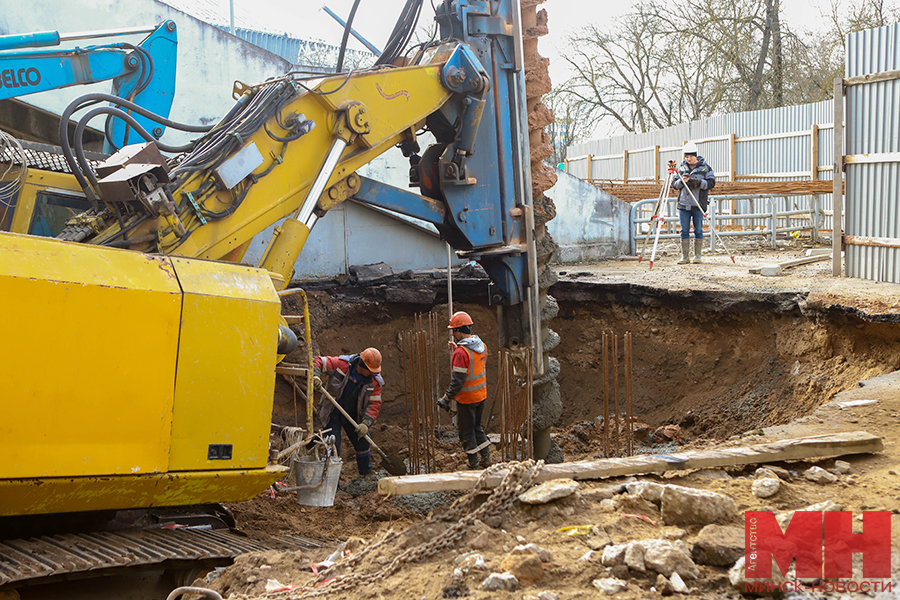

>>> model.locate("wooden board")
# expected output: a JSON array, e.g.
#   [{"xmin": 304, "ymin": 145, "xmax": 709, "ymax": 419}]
[
  {"xmin": 275, "ymin": 364, "xmax": 308, "ymax": 377},
  {"xmin": 377, "ymin": 431, "xmax": 882, "ymax": 496},
  {"xmin": 749, "ymin": 253, "xmax": 831, "ymax": 274}
]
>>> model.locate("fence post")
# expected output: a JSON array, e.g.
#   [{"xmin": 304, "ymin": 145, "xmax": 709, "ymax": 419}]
[
  {"xmin": 586, "ymin": 154, "xmax": 593, "ymax": 180},
  {"xmin": 811, "ymin": 195, "xmax": 820, "ymax": 242},
  {"xmin": 810, "ymin": 124, "xmax": 819, "ymax": 181},
  {"xmin": 770, "ymin": 195, "xmax": 778, "ymax": 249},
  {"xmin": 832, "ymin": 78, "xmax": 844, "ymax": 276},
  {"xmin": 654, "ymin": 145, "xmax": 660, "ymax": 183},
  {"xmin": 708, "ymin": 200, "xmax": 716, "ymax": 251}
]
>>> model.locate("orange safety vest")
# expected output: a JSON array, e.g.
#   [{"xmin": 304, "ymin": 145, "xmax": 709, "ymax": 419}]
[{"xmin": 455, "ymin": 346, "xmax": 487, "ymax": 404}]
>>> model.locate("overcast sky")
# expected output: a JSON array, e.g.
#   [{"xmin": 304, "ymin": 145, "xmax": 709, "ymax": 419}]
[{"xmin": 191, "ymin": 0, "xmax": 856, "ymax": 85}]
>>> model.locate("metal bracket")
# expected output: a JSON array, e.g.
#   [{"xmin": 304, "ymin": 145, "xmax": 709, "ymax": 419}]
[{"xmin": 184, "ymin": 191, "xmax": 207, "ymax": 226}]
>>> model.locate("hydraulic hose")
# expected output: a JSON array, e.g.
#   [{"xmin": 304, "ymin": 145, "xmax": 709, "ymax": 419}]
[
  {"xmin": 336, "ymin": 0, "xmax": 362, "ymax": 73},
  {"xmin": 59, "ymin": 93, "xmax": 213, "ymax": 201},
  {"xmin": 73, "ymin": 106, "xmax": 195, "ymax": 197}
]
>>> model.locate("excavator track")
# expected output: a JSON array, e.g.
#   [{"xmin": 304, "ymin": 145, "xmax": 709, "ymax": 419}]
[{"xmin": 0, "ymin": 528, "xmax": 273, "ymax": 589}]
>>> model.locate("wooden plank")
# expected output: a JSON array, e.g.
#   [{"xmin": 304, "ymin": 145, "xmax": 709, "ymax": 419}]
[
  {"xmin": 283, "ymin": 315, "xmax": 304, "ymax": 325},
  {"xmin": 844, "ymin": 234, "xmax": 900, "ymax": 248},
  {"xmin": 729, "ymin": 133, "xmax": 736, "ymax": 186},
  {"xmin": 810, "ymin": 124, "xmax": 819, "ymax": 181},
  {"xmin": 377, "ymin": 431, "xmax": 882, "ymax": 496},
  {"xmin": 844, "ymin": 152, "xmax": 900, "ymax": 165},
  {"xmin": 844, "ymin": 68, "xmax": 900, "ymax": 86},
  {"xmin": 654, "ymin": 146, "xmax": 660, "ymax": 184},
  {"xmin": 592, "ymin": 180, "xmax": 840, "ymax": 202},
  {"xmin": 275, "ymin": 365, "xmax": 308, "ymax": 377},
  {"xmin": 748, "ymin": 253, "xmax": 832, "ymax": 274}
]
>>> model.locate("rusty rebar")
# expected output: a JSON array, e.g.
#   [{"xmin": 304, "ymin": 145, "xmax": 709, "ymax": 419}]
[
  {"xmin": 401, "ymin": 312, "xmax": 449, "ymax": 474},
  {"xmin": 625, "ymin": 331, "xmax": 633, "ymax": 456},
  {"xmin": 495, "ymin": 348, "xmax": 533, "ymax": 461},
  {"xmin": 602, "ymin": 331, "xmax": 609, "ymax": 458},
  {"xmin": 613, "ymin": 332, "xmax": 620, "ymax": 458},
  {"xmin": 525, "ymin": 347, "xmax": 534, "ymax": 460}
]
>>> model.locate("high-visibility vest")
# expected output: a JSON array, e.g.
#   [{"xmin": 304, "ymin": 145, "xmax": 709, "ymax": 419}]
[{"xmin": 455, "ymin": 346, "xmax": 487, "ymax": 404}]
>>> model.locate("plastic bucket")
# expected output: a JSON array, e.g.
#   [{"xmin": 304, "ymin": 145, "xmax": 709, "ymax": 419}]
[{"xmin": 293, "ymin": 456, "xmax": 342, "ymax": 507}]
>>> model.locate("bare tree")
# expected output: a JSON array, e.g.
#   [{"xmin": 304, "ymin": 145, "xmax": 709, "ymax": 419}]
[
  {"xmin": 653, "ymin": 0, "xmax": 791, "ymax": 111},
  {"xmin": 558, "ymin": 8, "xmax": 719, "ymax": 133},
  {"xmin": 556, "ymin": 0, "xmax": 900, "ymax": 136},
  {"xmin": 543, "ymin": 89, "xmax": 594, "ymax": 165}
]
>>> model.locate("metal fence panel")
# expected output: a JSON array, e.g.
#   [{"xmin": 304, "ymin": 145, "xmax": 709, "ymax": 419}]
[
  {"xmin": 845, "ymin": 24, "xmax": 900, "ymax": 283},
  {"xmin": 567, "ymin": 101, "xmax": 837, "ymax": 242}
]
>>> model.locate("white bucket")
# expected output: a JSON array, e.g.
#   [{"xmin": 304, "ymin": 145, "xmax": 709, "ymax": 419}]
[{"xmin": 293, "ymin": 456, "xmax": 342, "ymax": 507}]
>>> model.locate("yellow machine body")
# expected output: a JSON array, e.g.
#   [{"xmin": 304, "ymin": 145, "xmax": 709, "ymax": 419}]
[
  {"xmin": 0, "ymin": 232, "xmax": 286, "ymax": 516},
  {"xmin": 1, "ymin": 168, "xmax": 92, "ymax": 236}
]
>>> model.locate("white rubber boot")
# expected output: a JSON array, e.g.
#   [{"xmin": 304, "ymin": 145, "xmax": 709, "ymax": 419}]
[
  {"xmin": 677, "ymin": 240, "xmax": 691, "ymax": 264},
  {"xmin": 692, "ymin": 239, "xmax": 703, "ymax": 263}
]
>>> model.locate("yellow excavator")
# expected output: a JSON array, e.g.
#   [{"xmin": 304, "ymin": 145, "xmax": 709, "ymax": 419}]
[{"xmin": 0, "ymin": 0, "xmax": 547, "ymax": 589}]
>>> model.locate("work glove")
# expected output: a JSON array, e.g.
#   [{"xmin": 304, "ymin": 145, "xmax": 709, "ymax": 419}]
[
  {"xmin": 356, "ymin": 416, "xmax": 374, "ymax": 437},
  {"xmin": 687, "ymin": 177, "xmax": 701, "ymax": 189},
  {"xmin": 437, "ymin": 394, "xmax": 457, "ymax": 416},
  {"xmin": 312, "ymin": 370, "xmax": 323, "ymax": 389}
]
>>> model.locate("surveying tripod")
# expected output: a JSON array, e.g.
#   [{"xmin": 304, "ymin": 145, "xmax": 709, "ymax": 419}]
[
  {"xmin": 638, "ymin": 160, "xmax": 735, "ymax": 267},
  {"xmin": 637, "ymin": 160, "xmax": 677, "ymax": 269}
]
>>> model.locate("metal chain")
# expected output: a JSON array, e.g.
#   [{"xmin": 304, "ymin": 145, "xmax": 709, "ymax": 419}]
[{"xmin": 280, "ymin": 459, "xmax": 544, "ymax": 599}]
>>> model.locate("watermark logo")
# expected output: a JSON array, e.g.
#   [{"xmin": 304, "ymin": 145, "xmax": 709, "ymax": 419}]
[
  {"xmin": 0, "ymin": 68, "xmax": 41, "ymax": 89},
  {"xmin": 745, "ymin": 510, "xmax": 892, "ymax": 593}
]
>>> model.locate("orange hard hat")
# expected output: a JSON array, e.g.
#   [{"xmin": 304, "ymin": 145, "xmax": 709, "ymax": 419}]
[
  {"xmin": 448, "ymin": 311, "xmax": 474, "ymax": 329},
  {"xmin": 360, "ymin": 347, "xmax": 382, "ymax": 373}
]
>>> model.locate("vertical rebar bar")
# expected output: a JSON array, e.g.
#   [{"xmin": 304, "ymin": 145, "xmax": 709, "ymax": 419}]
[
  {"xmin": 400, "ymin": 311, "xmax": 451, "ymax": 475},
  {"xmin": 602, "ymin": 331, "xmax": 609, "ymax": 458},
  {"xmin": 625, "ymin": 331, "xmax": 633, "ymax": 456},
  {"xmin": 500, "ymin": 351, "xmax": 508, "ymax": 460},
  {"xmin": 410, "ymin": 328, "xmax": 420, "ymax": 474},
  {"xmin": 613, "ymin": 332, "xmax": 620, "ymax": 458},
  {"xmin": 526, "ymin": 347, "xmax": 534, "ymax": 460},
  {"xmin": 401, "ymin": 333, "xmax": 411, "ymax": 473}
]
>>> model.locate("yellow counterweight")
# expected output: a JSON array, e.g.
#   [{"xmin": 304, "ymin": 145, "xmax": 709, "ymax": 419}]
[{"xmin": 0, "ymin": 231, "xmax": 287, "ymax": 516}]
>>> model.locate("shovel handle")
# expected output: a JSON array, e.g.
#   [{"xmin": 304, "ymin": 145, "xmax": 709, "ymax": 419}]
[{"xmin": 318, "ymin": 387, "xmax": 389, "ymax": 460}]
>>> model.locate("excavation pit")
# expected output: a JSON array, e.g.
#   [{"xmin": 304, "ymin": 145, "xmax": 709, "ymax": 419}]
[
  {"xmin": 220, "ymin": 253, "xmax": 900, "ymax": 598},
  {"xmin": 274, "ymin": 258, "xmax": 900, "ymax": 468}
]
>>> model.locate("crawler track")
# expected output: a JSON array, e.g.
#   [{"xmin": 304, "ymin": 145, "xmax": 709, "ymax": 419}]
[{"xmin": 0, "ymin": 528, "xmax": 272, "ymax": 589}]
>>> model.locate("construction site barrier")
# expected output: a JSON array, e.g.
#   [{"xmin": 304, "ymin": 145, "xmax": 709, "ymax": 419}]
[{"xmin": 630, "ymin": 193, "xmax": 825, "ymax": 255}]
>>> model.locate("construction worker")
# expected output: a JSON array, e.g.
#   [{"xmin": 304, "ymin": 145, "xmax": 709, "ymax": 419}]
[
  {"xmin": 313, "ymin": 348, "xmax": 383, "ymax": 476},
  {"xmin": 672, "ymin": 141, "xmax": 716, "ymax": 264},
  {"xmin": 437, "ymin": 311, "xmax": 491, "ymax": 469}
]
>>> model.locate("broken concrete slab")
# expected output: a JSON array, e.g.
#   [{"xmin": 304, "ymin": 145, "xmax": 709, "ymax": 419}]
[
  {"xmin": 692, "ymin": 524, "xmax": 745, "ymax": 566},
  {"xmin": 378, "ymin": 432, "xmax": 882, "ymax": 495},
  {"xmin": 660, "ymin": 485, "xmax": 738, "ymax": 526},
  {"xmin": 518, "ymin": 478, "xmax": 579, "ymax": 504},
  {"xmin": 349, "ymin": 262, "xmax": 393, "ymax": 284}
]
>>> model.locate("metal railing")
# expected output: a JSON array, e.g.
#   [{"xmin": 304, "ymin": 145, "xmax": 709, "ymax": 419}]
[{"xmin": 630, "ymin": 193, "xmax": 824, "ymax": 254}]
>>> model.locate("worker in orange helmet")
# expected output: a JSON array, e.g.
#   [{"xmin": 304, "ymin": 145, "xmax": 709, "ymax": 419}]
[
  {"xmin": 438, "ymin": 311, "xmax": 491, "ymax": 469},
  {"xmin": 313, "ymin": 347, "xmax": 383, "ymax": 476}
]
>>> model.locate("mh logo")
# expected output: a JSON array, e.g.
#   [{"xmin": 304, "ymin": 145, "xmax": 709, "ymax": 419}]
[{"xmin": 745, "ymin": 511, "xmax": 891, "ymax": 579}]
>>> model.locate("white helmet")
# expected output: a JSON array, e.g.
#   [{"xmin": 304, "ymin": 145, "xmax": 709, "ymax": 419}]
[{"xmin": 683, "ymin": 141, "xmax": 698, "ymax": 155}]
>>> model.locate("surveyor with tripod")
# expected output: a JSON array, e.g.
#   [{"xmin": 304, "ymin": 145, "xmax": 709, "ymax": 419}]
[{"xmin": 672, "ymin": 142, "xmax": 716, "ymax": 264}]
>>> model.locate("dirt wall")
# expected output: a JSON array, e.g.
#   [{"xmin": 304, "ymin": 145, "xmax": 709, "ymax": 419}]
[{"xmin": 276, "ymin": 282, "xmax": 900, "ymax": 452}]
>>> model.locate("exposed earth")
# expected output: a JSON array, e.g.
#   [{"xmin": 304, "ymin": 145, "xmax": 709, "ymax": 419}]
[{"xmin": 193, "ymin": 237, "xmax": 900, "ymax": 600}]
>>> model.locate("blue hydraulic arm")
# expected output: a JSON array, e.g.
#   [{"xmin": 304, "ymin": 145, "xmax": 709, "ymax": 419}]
[
  {"xmin": 352, "ymin": 0, "xmax": 541, "ymax": 369},
  {"xmin": 0, "ymin": 21, "xmax": 178, "ymax": 150}
]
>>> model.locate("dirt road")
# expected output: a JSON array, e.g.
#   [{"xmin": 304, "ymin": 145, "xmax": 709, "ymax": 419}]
[{"xmin": 194, "ymin": 238, "xmax": 900, "ymax": 599}]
